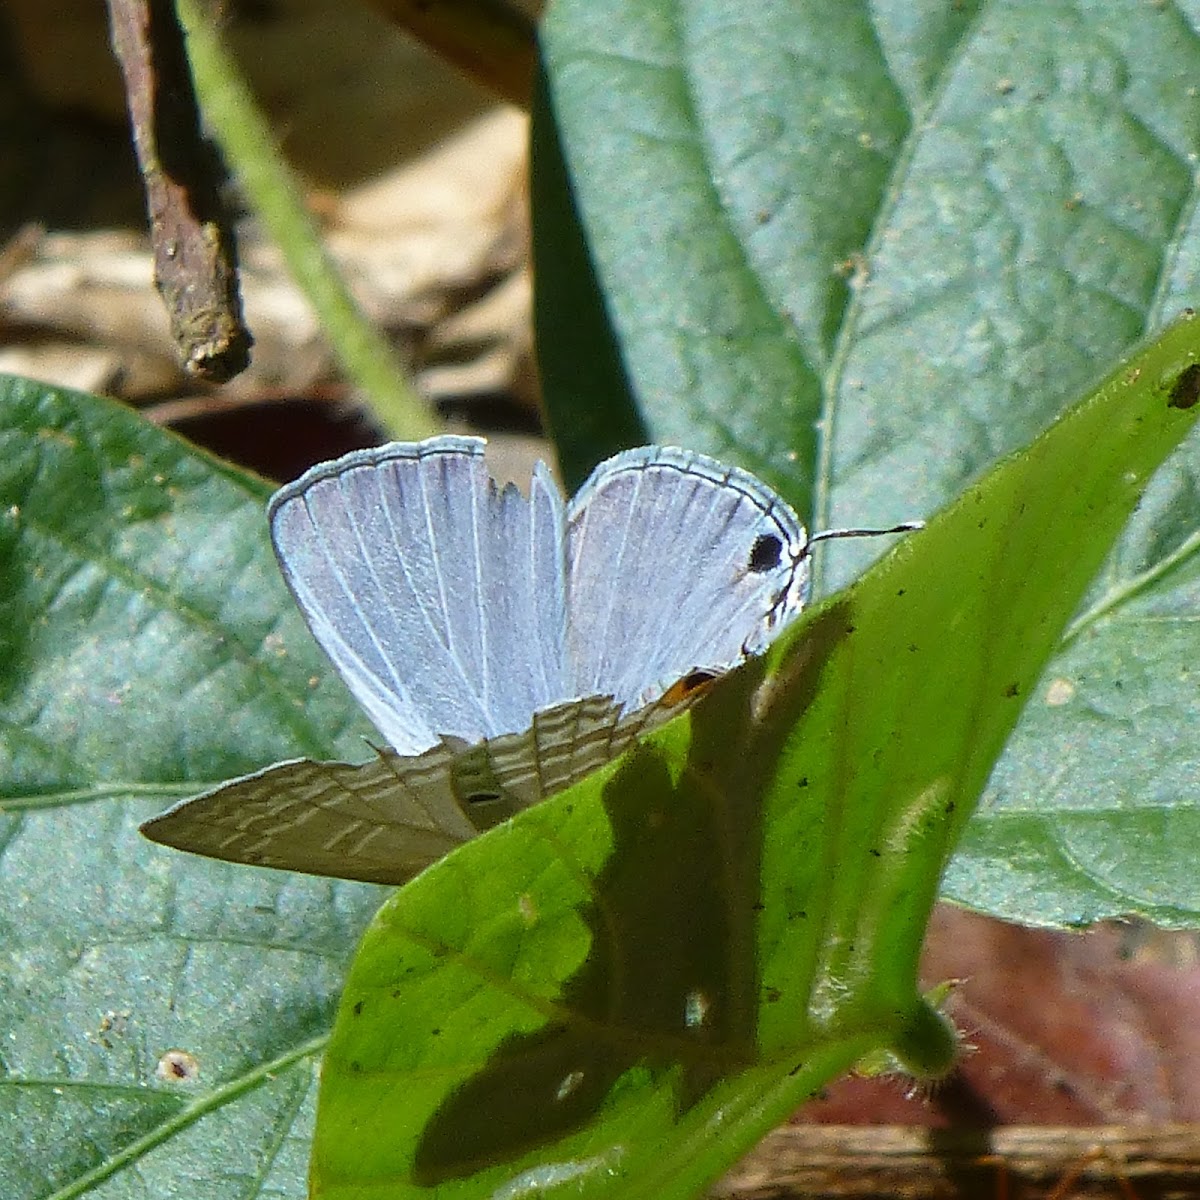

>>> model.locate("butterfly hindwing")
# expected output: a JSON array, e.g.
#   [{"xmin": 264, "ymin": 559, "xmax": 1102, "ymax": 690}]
[
  {"xmin": 140, "ymin": 694, "xmax": 693, "ymax": 884},
  {"xmin": 140, "ymin": 752, "xmax": 479, "ymax": 885},
  {"xmin": 566, "ymin": 446, "xmax": 810, "ymax": 710}
]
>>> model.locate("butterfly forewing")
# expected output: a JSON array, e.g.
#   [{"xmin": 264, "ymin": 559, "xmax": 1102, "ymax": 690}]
[
  {"xmin": 269, "ymin": 438, "xmax": 570, "ymax": 753},
  {"xmin": 566, "ymin": 447, "xmax": 810, "ymax": 710}
]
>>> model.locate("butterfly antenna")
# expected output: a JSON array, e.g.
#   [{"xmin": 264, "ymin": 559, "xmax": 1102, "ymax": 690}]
[{"xmin": 808, "ymin": 520, "xmax": 924, "ymax": 547}]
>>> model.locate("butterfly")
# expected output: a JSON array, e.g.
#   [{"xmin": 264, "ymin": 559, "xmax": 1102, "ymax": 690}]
[{"xmin": 141, "ymin": 436, "xmax": 916, "ymax": 884}]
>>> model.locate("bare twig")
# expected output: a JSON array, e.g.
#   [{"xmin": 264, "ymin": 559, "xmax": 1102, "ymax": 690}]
[
  {"xmin": 0, "ymin": 223, "xmax": 43, "ymax": 286},
  {"xmin": 106, "ymin": 0, "xmax": 252, "ymax": 382}
]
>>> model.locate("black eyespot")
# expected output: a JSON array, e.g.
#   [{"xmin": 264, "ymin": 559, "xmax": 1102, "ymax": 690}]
[{"xmin": 748, "ymin": 533, "xmax": 782, "ymax": 573}]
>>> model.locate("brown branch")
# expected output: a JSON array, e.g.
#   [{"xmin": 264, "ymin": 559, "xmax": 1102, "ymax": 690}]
[
  {"xmin": 363, "ymin": 0, "xmax": 538, "ymax": 109},
  {"xmin": 106, "ymin": 0, "xmax": 252, "ymax": 382},
  {"xmin": 714, "ymin": 1124, "xmax": 1200, "ymax": 1200}
]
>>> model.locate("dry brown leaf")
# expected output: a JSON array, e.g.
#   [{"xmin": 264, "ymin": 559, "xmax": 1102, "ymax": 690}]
[
  {"xmin": 0, "ymin": 110, "xmax": 532, "ymax": 424},
  {"xmin": 800, "ymin": 906, "xmax": 1200, "ymax": 1128}
]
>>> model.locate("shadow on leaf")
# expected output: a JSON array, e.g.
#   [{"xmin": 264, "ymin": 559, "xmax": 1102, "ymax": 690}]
[{"xmin": 414, "ymin": 602, "xmax": 853, "ymax": 1182}]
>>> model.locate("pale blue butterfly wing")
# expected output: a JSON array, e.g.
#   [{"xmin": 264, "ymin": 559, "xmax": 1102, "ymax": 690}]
[
  {"xmin": 142, "ymin": 437, "xmax": 810, "ymax": 883},
  {"xmin": 268, "ymin": 437, "xmax": 569, "ymax": 753},
  {"xmin": 566, "ymin": 446, "xmax": 809, "ymax": 710}
]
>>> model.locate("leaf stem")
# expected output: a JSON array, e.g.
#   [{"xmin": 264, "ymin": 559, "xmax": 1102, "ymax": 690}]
[
  {"xmin": 38, "ymin": 1035, "xmax": 328, "ymax": 1200},
  {"xmin": 1063, "ymin": 526, "xmax": 1200, "ymax": 644}
]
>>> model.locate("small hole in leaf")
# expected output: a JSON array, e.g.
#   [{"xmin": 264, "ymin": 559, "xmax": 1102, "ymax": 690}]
[{"xmin": 156, "ymin": 1049, "xmax": 200, "ymax": 1084}]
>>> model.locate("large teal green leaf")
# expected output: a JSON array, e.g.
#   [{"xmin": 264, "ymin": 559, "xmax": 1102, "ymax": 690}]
[
  {"xmin": 0, "ymin": 375, "xmax": 383, "ymax": 1200},
  {"xmin": 534, "ymin": 0, "xmax": 1200, "ymax": 927},
  {"xmin": 537, "ymin": 0, "xmax": 1200, "ymax": 522},
  {"xmin": 530, "ymin": 66, "xmax": 647, "ymax": 491},
  {"xmin": 311, "ymin": 319, "xmax": 1200, "ymax": 1199}
]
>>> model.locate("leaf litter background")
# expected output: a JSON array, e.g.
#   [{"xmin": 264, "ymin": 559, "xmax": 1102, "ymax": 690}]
[{"xmin": 2, "ymin": 0, "xmax": 1200, "ymax": 1197}]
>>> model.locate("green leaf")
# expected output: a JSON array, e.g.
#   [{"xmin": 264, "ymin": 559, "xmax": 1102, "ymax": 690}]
[
  {"xmin": 9, "ymin": 2, "xmax": 1200, "ymax": 1195},
  {"xmin": 531, "ymin": 65, "xmax": 648, "ymax": 491},
  {"xmin": 0, "ymin": 375, "xmax": 382, "ymax": 1199},
  {"xmin": 538, "ymin": 0, "xmax": 1200, "ymax": 526},
  {"xmin": 311, "ymin": 319, "xmax": 1200, "ymax": 1199},
  {"xmin": 535, "ymin": 0, "xmax": 1200, "ymax": 928}
]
